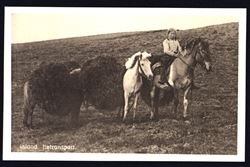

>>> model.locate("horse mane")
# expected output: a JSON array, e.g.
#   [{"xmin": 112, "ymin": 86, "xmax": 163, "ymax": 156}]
[
  {"xmin": 125, "ymin": 52, "xmax": 141, "ymax": 69},
  {"xmin": 180, "ymin": 37, "xmax": 196, "ymax": 50},
  {"xmin": 180, "ymin": 37, "xmax": 209, "ymax": 50}
]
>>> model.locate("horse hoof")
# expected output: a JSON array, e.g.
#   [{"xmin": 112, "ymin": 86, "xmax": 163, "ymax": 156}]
[
  {"xmin": 70, "ymin": 123, "xmax": 80, "ymax": 129},
  {"xmin": 23, "ymin": 121, "xmax": 33, "ymax": 129},
  {"xmin": 27, "ymin": 125, "xmax": 34, "ymax": 130},
  {"xmin": 172, "ymin": 119, "xmax": 178, "ymax": 123},
  {"xmin": 122, "ymin": 118, "xmax": 128, "ymax": 124},
  {"xmin": 150, "ymin": 116, "xmax": 159, "ymax": 122},
  {"xmin": 181, "ymin": 116, "xmax": 191, "ymax": 124},
  {"xmin": 23, "ymin": 121, "xmax": 28, "ymax": 127},
  {"xmin": 170, "ymin": 112, "xmax": 177, "ymax": 119},
  {"xmin": 153, "ymin": 118, "xmax": 159, "ymax": 122},
  {"xmin": 117, "ymin": 114, "xmax": 123, "ymax": 119}
]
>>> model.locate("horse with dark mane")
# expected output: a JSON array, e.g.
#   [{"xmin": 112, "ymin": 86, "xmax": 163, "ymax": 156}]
[{"xmin": 141, "ymin": 37, "xmax": 212, "ymax": 121}]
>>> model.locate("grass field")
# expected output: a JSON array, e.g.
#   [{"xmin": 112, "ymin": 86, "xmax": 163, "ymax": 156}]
[{"xmin": 11, "ymin": 22, "xmax": 238, "ymax": 154}]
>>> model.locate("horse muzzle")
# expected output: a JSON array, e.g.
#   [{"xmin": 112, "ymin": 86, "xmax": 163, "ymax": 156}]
[{"xmin": 148, "ymin": 74, "xmax": 153, "ymax": 81}]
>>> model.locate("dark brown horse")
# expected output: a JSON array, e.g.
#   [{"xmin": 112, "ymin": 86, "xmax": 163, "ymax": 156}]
[{"xmin": 141, "ymin": 37, "xmax": 212, "ymax": 120}]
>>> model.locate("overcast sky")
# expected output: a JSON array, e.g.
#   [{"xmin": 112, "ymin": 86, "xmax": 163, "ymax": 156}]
[{"xmin": 9, "ymin": 8, "xmax": 241, "ymax": 43}]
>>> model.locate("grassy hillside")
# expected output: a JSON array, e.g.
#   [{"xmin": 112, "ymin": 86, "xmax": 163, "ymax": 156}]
[{"xmin": 11, "ymin": 22, "xmax": 238, "ymax": 154}]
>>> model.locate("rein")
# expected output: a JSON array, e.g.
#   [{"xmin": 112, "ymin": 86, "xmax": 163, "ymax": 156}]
[
  {"xmin": 176, "ymin": 54, "xmax": 195, "ymax": 71},
  {"xmin": 176, "ymin": 43, "xmax": 199, "ymax": 71},
  {"xmin": 138, "ymin": 57, "xmax": 148, "ymax": 79}
]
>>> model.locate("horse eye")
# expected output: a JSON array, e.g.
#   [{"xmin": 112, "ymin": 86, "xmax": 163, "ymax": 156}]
[{"xmin": 141, "ymin": 63, "xmax": 144, "ymax": 66}]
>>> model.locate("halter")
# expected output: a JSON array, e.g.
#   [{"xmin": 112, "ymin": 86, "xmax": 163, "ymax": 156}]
[{"xmin": 137, "ymin": 57, "xmax": 149, "ymax": 79}]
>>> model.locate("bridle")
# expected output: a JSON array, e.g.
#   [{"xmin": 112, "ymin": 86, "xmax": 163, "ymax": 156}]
[{"xmin": 138, "ymin": 57, "xmax": 150, "ymax": 79}]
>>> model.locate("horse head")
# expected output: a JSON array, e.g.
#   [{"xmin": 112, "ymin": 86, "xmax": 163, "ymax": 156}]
[
  {"xmin": 195, "ymin": 38, "xmax": 212, "ymax": 72},
  {"xmin": 125, "ymin": 51, "xmax": 153, "ymax": 80},
  {"xmin": 138, "ymin": 51, "xmax": 153, "ymax": 80},
  {"xmin": 183, "ymin": 37, "xmax": 212, "ymax": 72}
]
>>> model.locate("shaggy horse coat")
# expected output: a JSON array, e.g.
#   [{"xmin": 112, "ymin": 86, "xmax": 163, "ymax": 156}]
[
  {"xmin": 23, "ymin": 61, "xmax": 83, "ymax": 128},
  {"xmin": 80, "ymin": 56, "xmax": 125, "ymax": 110}
]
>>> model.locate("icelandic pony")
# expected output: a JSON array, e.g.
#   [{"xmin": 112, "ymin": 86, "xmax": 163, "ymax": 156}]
[
  {"xmin": 123, "ymin": 51, "xmax": 153, "ymax": 123},
  {"xmin": 23, "ymin": 62, "xmax": 82, "ymax": 129},
  {"xmin": 141, "ymin": 37, "xmax": 212, "ymax": 120}
]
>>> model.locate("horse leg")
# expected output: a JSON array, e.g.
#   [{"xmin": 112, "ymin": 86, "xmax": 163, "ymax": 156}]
[
  {"xmin": 83, "ymin": 100, "xmax": 89, "ymax": 111},
  {"xmin": 117, "ymin": 93, "xmax": 125, "ymax": 119},
  {"xmin": 117, "ymin": 105, "xmax": 123, "ymax": 119},
  {"xmin": 23, "ymin": 102, "xmax": 35, "ymax": 129},
  {"xmin": 150, "ymin": 86, "xmax": 159, "ymax": 120},
  {"xmin": 70, "ymin": 106, "xmax": 80, "ymax": 128},
  {"xmin": 172, "ymin": 88, "xmax": 179, "ymax": 117},
  {"xmin": 123, "ymin": 92, "xmax": 130, "ymax": 122},
  {"xmin": 154, "ymin": 88, "xmax": 160, "ymax": 120},
  {"xmin": 150, "ymin": 86, "xmax": 156, "ymax": 120},
  {"xmin": 132, "ymin": 92, "xmax": 140, "ymax": 126},
  {"xmin": 69, "ymin": 94, "xmax": 83, "ymax": 128},
  {"xmin": 23, "ymin": 82, "xmax": 35, "ymax": 129},
  {"xmin": 183, "ymin": 86, "xmax": 192, "ymax": 119}
]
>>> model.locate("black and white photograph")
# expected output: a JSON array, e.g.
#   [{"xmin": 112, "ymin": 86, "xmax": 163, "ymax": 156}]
[{"xmin": 3, "ymin": 7, "xmax": 246, "ymax": 161}]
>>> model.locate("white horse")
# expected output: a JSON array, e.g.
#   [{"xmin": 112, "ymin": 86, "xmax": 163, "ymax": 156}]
[{"xmin": 123, "ymin": 51, "xmax": 153, "ymax": 123}]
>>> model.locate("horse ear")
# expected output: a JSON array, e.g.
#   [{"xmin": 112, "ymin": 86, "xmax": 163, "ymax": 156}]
[
  {"xmin": 186, "ymin": 38, "xmax": 195, "ymax": 49},
  {"xmin": 166, "ymin": 29, "xmax": 169, "ymax": 35}
]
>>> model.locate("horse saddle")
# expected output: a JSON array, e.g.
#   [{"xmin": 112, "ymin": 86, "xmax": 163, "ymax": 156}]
[
  {"xmin": 152, "ymin": 62, "xmax": 162, "ymax": 71},
  {"xmin": 152, "ymin": 55, "xmax": 176, "ymax": 72},
  {"xmin": 152, "ymin": 61, "xmax": 171, "ymax": 77}
]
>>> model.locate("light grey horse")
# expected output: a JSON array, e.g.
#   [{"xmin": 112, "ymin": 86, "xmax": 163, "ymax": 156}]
[{"xmin": 123, "ymin": 51, "xmax": 153, "ymax": 124}]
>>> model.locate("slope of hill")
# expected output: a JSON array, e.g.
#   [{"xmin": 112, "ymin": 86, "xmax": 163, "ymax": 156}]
[{"xmin": 11, "ymin": 22, "xmax": 238, "ymax": 154}]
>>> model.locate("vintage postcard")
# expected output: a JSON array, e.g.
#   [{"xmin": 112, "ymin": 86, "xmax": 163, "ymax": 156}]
[{"xmin": 3, "ymin": 7, "xmax": 246, "ymax": 161}]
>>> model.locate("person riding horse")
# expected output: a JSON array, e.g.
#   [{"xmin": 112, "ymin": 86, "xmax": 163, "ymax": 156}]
[{"xmin": 158, "ymin": 28, "xmax": 199, "ymax": 90}]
